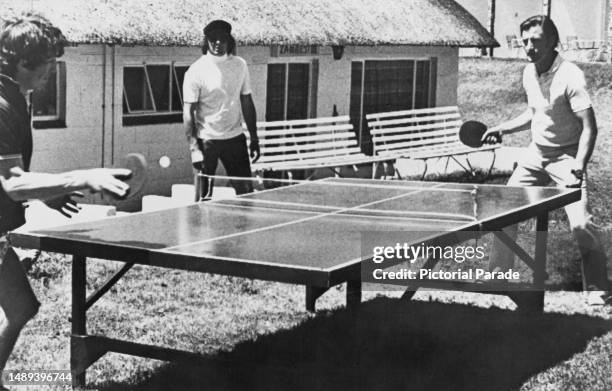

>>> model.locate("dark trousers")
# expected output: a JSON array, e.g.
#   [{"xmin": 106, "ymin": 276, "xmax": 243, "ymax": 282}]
[{"xmin": 195, "ymin": 133, "xmax": 253, "ymax": 200}]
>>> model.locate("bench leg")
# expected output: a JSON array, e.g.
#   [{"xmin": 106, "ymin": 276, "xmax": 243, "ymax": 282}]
[
  {"xmin": 420, "ymin": 159, "xmax": 428, "ymax": 180},
  {"xmin": 465, "ymin": 157, "xmax": 475, "ymax": 176},
  {"xmin": 450, "ymin": 155, "xmax": 476, "ymax": 177},
  {"xmin": 326, "ymin": 167, "xmax": 342, "ymax": 177},
  {"xmin": 443, "ymin": 157, "xmax": 451, "ymax": 176},
  {"xmin": 395, "ymin": 167, "xmax": 403, "ymax": 180},
  {"xmin": 486, "ymin": 150, "xmax": 497, "ymax": 178}
]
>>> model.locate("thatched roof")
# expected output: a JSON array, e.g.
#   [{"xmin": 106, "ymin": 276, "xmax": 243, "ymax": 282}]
[{"xmin": 0, "ymin": 0, "xmax": 498, "ymax": 47}]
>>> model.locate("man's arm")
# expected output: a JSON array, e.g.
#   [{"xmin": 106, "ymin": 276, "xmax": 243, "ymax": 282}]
[
  {"xmin": 0, "ymin": 167, "xmax": 130, "ymax": 201},
  {"xmin": 481, "ymin": 108, "xmax": 533, "ymax": 143},
  {"xmin": 573, "ymin": 107, "xmax": 598, "ymax": 172},
  {"xmin": 183, "ymin": 102, "xmax": 203, "ymax": 168},
  {"xmin": 240, "ymin": 94, "xmax": 260, "ymax": 162}
]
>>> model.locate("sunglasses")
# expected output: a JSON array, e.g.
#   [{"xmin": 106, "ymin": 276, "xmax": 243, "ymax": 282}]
[{"xmin": 207, "ymin": 31, "xmax": 230, "ymax": 42}]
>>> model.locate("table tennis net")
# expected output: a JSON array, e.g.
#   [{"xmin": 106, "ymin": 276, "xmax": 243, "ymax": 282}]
[{"xmin": 200, "ymin": 174, "xmax": 479, "ymax": 224}]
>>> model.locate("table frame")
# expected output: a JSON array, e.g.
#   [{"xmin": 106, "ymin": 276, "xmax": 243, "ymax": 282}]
[{"xmin": 10, "ymin": 187, "xmax": 580, "ymax": 389}]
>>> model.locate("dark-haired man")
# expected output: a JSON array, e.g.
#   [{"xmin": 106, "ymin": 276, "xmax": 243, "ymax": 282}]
[
  {"xmin": 482, "ymin": 15, "xmax": 609, "ymax": 305},
  {"xmin": 0, "ymin": 14, "xmax": 131, "ymax": 385},
  {"xmin": 183, "ymin": 19, "xmax": 259, "ymax": 200}
]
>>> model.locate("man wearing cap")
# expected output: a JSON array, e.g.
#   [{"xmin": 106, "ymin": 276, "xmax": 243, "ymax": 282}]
[
  {"xmin": 183, "ymin": 19, "xmax": 260, "ymax": 200},
  {"xmin": 482, "ymin": 15, "xmax": 609, "ymax": 305}
]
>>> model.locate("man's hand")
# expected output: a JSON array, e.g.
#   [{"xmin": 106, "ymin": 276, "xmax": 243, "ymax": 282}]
[
  {"xmin": 250, "ymin": 138, "xmax": 260, "ymax": 162},
  {"xmin": 79, "ymin": 168, "xmax": 131, "ymax": 198},
  {"xmin": 480, "ymin": 127, "xmax": 502, "ymax": 145},
  {"xmin": 44, "ymin": 192, "xmax": 83, "ymax": 218},
  {"xmin": 191, "ymin": 149, "xmax": 204, "ymax": 171},
  {"xmin": 566, "ymin": 162, "xmax": 585, "ymax": 188}
]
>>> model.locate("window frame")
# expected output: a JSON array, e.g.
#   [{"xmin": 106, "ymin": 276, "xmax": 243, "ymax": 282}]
[
  {"xmin": 122, "ymin": 61, "xmax": 189, "ymax": 126},
  {"xmin": 32, "ymin": 61, "xmax": 66, "ymax": 129},
  {"xmin": 265, "ymin": 59, "xmax": 315, "ymax": 121},
  {"xmin": 349, "ymin": 57, "xmax": 437, "ymax": 149}
]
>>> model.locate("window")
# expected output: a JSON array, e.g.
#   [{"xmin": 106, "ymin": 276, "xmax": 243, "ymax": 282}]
[
  {"xmin": 265, "ymin": 62, "xmax": 317, "ymax": 121},
  {"xmin": 349, "ymin": 59, "xmax": 436, "ymax": 154},
  {"xmin": 122, "ymin": 63, "xmax": 188, "ymax": 126},
  {"xmin": 32, "ymin": 61, "xmax": 66, "ymax": 129}
]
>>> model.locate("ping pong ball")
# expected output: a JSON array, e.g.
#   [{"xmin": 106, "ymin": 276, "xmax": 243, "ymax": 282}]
[{"xmin": 159, "ymin": 156, "xmax": 171, "ymax": 168}]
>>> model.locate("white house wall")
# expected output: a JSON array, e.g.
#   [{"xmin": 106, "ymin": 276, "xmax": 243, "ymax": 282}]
[
  {"xmin": 30, "ymin": 44, "xmax": 458, "ymax": 208},
  {"xmin": 30, "ymin": 45, "xmax": 105, "ymax": 173},
  {"xmin": 113, "ymin": 45, "xmax": 198, "ymax": 198}
]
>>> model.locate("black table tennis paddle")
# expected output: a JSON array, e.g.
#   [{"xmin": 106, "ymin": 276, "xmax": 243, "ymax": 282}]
[{"xmin": 459, "ymin": 121, "xmax": 501, "ymax": 148}]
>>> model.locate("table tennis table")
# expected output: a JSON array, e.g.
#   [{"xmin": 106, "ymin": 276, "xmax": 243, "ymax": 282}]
[{"xmin": 9, "ymin": 178, "xmax": 580, "ymax": 388}]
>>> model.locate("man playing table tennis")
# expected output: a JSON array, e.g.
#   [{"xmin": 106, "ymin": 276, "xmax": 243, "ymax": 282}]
[
  {"xmin": 0, "ymin": 15, "xmax": 132, "ymax": 388},
  {"xmin": 183, "ymin": 19, "xmax": 260, "ymax": 201},
  {"xmin": 481, "ymin": 15, "xmax": 609, "ymax": 305}
]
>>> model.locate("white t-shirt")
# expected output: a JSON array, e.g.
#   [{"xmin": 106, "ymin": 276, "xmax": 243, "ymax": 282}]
[
  {"xmin": 523, "ymin": 54, "xmax": 592, "ymax": 148},
  {"xmin": 183, "ymin": 53, "xmax": 252, "ymax": 140}
]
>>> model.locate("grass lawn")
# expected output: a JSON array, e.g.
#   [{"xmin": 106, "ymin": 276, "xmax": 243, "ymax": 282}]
[{"xmin": 7, "ymin": 57, "xmax": 612, "ymax": 390}]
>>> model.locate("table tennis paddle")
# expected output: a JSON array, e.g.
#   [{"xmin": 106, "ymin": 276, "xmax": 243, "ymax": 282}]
[
  {"xmin": 459, "ymin": 121, "xmax": 501, "ymax": 148},
  {"xmin": 110, "ymin": 153, "xmax": 148, "ymax": 201}
]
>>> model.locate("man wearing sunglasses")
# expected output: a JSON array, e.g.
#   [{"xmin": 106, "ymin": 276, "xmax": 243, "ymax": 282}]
[{"xmin": 183, "ymin": 20, "xmax": 260, "ymax": 200}]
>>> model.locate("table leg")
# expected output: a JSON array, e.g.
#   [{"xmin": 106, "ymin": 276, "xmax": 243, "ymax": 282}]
[
  {"xmin": 534, "ymin": 212, "xmax": 549, "ymax": 289},
  {"xmin": 71, "ymin": 255, "xmax": 87, "ymax": 389},
  {"xmin": 346, "ymin": 280, "xmax": 362, "ymax": 308},
  {"xmin": 510, "ymin": 213, "xmax": 548, "ymax": 313},
  {"xmin": 305, "ymin": 286, "xmax": 327, "ymax": 312},
  {"xmin": 531, "ymin": 212, "xmax": 549, "ymax": 312}
]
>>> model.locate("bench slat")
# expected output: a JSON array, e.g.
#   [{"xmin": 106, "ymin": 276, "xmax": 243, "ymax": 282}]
[
  {"xmin": 366, "ymin": 106, "xmax": 459, "ymax": 120},
  {"xmin": 370, "ymin": 121, "xmax": 462, "ymax": 136},
  {"xmin": 376, "ymin": 138, "xmax": 458, "ymax": 152},
  {"xmin": 259, "ymin": 123, "xmax": 353, "ymax": 137},
  {"xmin": 368, "ymin": 114, "xmax": 461, "ymax": 129},
  {"xmin": 261, "ymin": 139, "xmax": 356, "ymax": 154},
  {"xmin": 256, "ymin": 115, "xmax": 350, "ymax": 128},
  {"xmin": 256, "ymin": 151, "xmax": 364, "ymax": 165},
  {"xmin": 373, "ymin": 129, "xmax": 458, "ymax": 144},
  {"xmin": 260, "ymin": 131, "xmax": 356, "ymax": 145},
  {"xmin": 256, "ymin": 147, "xmax": 363, "ymax": 163}
]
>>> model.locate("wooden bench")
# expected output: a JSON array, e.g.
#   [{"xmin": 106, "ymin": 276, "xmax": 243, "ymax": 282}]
[
  {"xmin": 250, "ymin": 115, "xmax": 394, "ymax": 179},
  {"xmin": 366, "ymin": 106, "xmax": 500, "ymax": 179}
]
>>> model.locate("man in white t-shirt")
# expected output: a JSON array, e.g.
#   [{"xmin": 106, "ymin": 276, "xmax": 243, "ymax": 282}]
[
  {"xmin": 183, "ymin": 20, "xmax": 260, "ymax": 199},
  {"xmin": 482, "ymin": 15, "xmax": 609, "ymax": 305}
]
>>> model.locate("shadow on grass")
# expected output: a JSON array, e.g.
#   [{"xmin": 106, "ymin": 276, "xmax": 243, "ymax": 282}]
[{"xmin": 98, "ymin": 298, "xmax": 611, "ymax": 391}]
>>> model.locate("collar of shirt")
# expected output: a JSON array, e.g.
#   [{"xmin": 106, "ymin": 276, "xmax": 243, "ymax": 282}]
[
  {"xmin": 539, "ymin": 52, "xmax": 563, "ymax": 77},
  {"xmin": 206, "ymin": 52, "xmax": 229, "ymax": 64}
]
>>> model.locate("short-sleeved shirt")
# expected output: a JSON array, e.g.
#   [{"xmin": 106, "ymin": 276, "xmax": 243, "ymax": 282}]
[
  {"xmin": 183, "ymin": 53, "xmax": 252, "ymax": 141},
  {"xmin": 0, "ymin": 75, "xmax": 32, "ymax": 234},
  {"xmin": 523, "ymin": 54, "xmax": 592, "ymax": 148}
]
